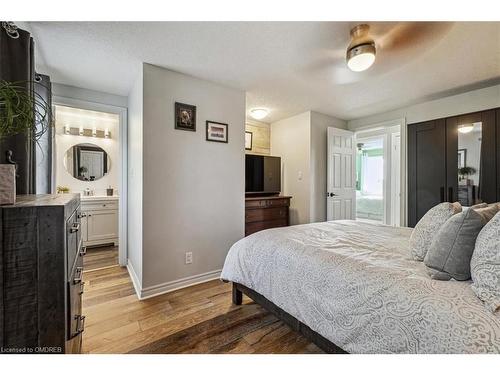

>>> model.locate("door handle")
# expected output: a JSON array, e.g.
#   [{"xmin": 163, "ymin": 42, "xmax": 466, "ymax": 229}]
[
  {"xmin": 440, "ymin": 187, "xmax": 445, "ymax": 202},
  {"xmin": 448, "ymin": 187, "xmax": 453, "ymax": 202}
]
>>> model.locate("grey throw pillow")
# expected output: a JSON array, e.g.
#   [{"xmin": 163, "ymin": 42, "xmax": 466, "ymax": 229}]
[
  {"xmin": 470, "ymin": 211, "xmax": 500, "ymax": 313},
  {"xmin": 409, "ymin": 202, "xmax": 462, "ymax": 261},
  {"xmin": 424, "ymin": 209, "xmax": 485, "ymax": 281}
]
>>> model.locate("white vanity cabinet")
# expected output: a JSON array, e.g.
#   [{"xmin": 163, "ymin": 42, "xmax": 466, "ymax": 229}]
[{"xmin": 80, "ymin": 197, "xmax": 119, "ymax": 247}]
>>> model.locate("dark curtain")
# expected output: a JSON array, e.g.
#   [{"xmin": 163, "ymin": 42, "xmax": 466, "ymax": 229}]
[
  {"xmin": 0, "ymin": 23, "xmax": 52, "ymax": 194},
  {"xmin": 34, "ymin": 74, "xmax": 52, "ymax": 194}
]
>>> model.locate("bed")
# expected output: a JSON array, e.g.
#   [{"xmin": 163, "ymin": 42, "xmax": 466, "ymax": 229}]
[
  {"xmin": 355, "ymin": 191, "xmax": 384, "ymax": 221},
  {"xmin": 220, "ymin": 220, "xmax": 500, "ymax": 354}
]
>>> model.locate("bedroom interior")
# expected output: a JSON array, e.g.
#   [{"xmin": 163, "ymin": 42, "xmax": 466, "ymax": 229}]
[{"xmin": 0, "ymin": 4, "xmax": 500, "ymax": 367}]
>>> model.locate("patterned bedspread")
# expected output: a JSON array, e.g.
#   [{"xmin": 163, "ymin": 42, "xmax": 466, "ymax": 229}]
[{"xmin": 220, "ymin": 220, "xmax": 500, "ymax": 353}]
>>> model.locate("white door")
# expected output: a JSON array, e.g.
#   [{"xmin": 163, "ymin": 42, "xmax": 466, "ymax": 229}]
[
  {"xmin": 327, "ymin": 127, "xmax": 356, "ymax": 220},
  {"xmin": 87, "ymin": 210, "xmax": 119, "ymax": 242},
  {"xmin": 391, "ymin": 133, "xmax": 401, "ymax": 226}
]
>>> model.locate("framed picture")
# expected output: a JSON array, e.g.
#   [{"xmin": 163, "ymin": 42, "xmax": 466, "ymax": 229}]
[
  {"xmin": 458, "ymin": 148, "xmax": 467, "ymax": 168},
  {"xmin": 245, "ymin": 131, "xmax": 253, "ymax": 150},
  {"xmin": 175, "ymin": 102, "xmax": 196, "ymax": 131},
  {"xmin": 206, "ymin": 121, "xmax": 228, "ymax": 143}
]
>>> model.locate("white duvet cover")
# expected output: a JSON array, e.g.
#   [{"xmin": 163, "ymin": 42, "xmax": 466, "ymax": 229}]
[{"xmin": 221, "ymin": 220, "xmax": 500, "ymax": 353}]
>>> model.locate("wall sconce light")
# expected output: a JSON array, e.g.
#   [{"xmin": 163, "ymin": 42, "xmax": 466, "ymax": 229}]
[{"xmin": 65, "ymin": 125, "xmax": 111, "ymax": 139}]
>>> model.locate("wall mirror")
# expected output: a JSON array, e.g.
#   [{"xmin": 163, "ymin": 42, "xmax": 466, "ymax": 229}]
[
  {"xmin": 64, "ymin": 143, "xmax": 111, "ymax": 181},
  {"xmin": 457, "ymin": 122, "xmax": 482, "ymax": 206}
]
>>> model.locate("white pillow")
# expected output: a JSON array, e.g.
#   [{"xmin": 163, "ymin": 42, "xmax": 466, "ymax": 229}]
[
  {"xmin": 409, "ymin": 202, "xmax": 462, "ymax": 261},
  {"xmin": 471, "ymin": 211, "xmax": 500, "ymax": 313}
]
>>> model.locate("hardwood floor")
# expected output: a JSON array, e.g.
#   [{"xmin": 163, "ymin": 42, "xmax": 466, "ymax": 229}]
[
  {"xmin": 81, "ymin": 265, "xmax": 323, "ymax": 354},
  {"xmin": 83, "ymin": 245, "xmax": 119, "ymax": 271}
]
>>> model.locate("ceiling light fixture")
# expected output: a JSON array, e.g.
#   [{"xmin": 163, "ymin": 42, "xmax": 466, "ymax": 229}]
[
  {"xmin": 458, "ymin": 124, "xmax": 474, "ymax": 134},
  {"xmin": 346, "ymin": 24, "xmax": 376, "ymax": 72},
  {"xmin": 250, "ymin": 108, "xmax": 269, "ymax": 120}
]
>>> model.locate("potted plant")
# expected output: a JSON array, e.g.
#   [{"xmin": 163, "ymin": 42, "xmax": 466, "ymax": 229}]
[
  {"xmin": 0, "ymin": 80, "xmax": 50, "ymax": 204},
  {"xmin": 458, "ymin": 166, "xmax": 477, "ymax": 185}
]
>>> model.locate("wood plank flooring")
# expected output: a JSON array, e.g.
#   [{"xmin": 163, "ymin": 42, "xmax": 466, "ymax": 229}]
[
  {"xmin": 83, "ymin": 245, "xmax": 119, "ymax": 271},
  {"xmin": 82, "ymin": 265, "xmax": 323, "ymax": 354}
]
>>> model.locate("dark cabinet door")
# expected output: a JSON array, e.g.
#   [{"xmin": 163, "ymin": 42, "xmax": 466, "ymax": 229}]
[
  {"xmin": 408, "ymin": 119, "xmax": 447, "ymax": 227},
  {"xmin": 447, "ymin": 110, "xmax": 496, "ymax": 205},
  {"xmin": 479, "ymin": 109, "xmax": 497, "ymax": 203}
]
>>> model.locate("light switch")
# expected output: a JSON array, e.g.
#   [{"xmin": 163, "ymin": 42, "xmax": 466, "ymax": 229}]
[{"xmin": 298, "ymin": 171, "xmax": 303, "ymax": 181}]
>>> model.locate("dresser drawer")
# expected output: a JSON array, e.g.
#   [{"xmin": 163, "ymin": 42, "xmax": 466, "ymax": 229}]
[
  {"xmin": 82, "ymin": 200, "xmax": 118, "ymax": 211},
  {"xmin": 245, "ymin": 207, "xmax": 287, "ymax": 223},
  {"xmin": 66, "ymin": 209, "xmax": 81, "ymax": 277},
  {"xmin": 245, "ymin": 218, "xmax": 288, "ymax": 236},
  {"xmin": 68, "ymin": 255, "xmax": 84, "ymax": 340},
  {"xmin": 245, "ymin": 198, "xmax": 290, "ymax": 208},
  {"xmin": 266, "ymin": 199, "xmax": 289, "ymax": 207},
  {"xmin": 245, "ymin": 199, "xmax": 267, "ymax": 208}
]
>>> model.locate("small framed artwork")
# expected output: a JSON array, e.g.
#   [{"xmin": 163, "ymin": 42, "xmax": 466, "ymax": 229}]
[
  {"xmin": 206, "ymin": 121, "xmax": 228, "ymax": 143},
  {"xmin": 245, "ymin": 131, "xmax": 253, "ymax": 150},
  {"xmin": 458, "ymin": 148, "xmax": 467, "ymax": 168},
  {"xmin": 175, "ymin": 102, "xmax": 196, "ymax": 131}
]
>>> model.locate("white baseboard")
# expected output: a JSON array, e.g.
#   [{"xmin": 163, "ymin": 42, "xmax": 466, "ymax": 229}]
[
  {"xmin": 139, "ymin": 269, "xmax": 222, "ymax": 300},
  {"xmin": 126, "ymin": 261, "xmax": 221, "ymax": 300},
  {"xmin": 126, "ymin": 261, "xmax": 142, "ymax": 299}
]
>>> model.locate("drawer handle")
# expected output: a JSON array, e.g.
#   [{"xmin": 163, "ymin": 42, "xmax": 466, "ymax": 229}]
[
  {"xmin": 79, "ymin": 246, "xmax": 87, "ymax": 257},
  {"xmin": 70, "ymin": 223, "xmax": 80, "ymax": 233},
  {"xmin": 76, "ymin": 315, "xmax": 86, "ymax": 334},
  {"xmin": 80, "ymin": 281, "xmax": 85, "ymax": 295},
  {"xmin": 73, "ymin": 267, "xmax": 83, "ymax": 284}
]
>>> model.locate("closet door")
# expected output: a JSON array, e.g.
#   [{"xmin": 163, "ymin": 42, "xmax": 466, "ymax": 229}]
[
  {"xmin": 408, "ymin": 119, "xmax": 447, "ymax": 227},
  {"xmin": 447, "ymin": 110, "xmax": 496, "ymax": 205},
  {"xmin": 480, "ymin": 109, "xmax": 497, "ymax": 203}
]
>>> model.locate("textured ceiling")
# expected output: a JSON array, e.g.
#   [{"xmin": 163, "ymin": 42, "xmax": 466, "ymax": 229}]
[{"xmin": 27, "ymin": 22, "xmax": 500, "ymax": 122}]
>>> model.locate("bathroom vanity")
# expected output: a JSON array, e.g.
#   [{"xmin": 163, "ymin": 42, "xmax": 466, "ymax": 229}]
[{"xmin": 80, "ymin": 195, "xmax": 119, "ymax": 247}]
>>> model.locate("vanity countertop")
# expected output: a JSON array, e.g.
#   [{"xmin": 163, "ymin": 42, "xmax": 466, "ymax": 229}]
[{"xmin": 80, "ymin": 195, "xmax": 119, "ymax": 201}]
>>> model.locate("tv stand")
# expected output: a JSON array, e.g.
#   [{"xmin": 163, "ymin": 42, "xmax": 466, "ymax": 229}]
[{"xmin": 245, "ymin": 195, "xmax": 292, "ymax": 236}]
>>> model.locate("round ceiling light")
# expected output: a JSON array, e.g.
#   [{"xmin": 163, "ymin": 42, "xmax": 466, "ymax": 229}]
[
  {"xmin": 250, "ymin": 108, "xmax": 269, "ymax": 120},
  {"xmin": 346, "ymin": 24, "xmax": 376, "ymax": 72},
  {"xmin": 458, "ymin": 124, "xmax": 474, "ymax": 134}
]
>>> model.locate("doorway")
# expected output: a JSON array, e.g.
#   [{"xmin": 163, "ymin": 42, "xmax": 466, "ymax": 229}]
[
  {"xmin": 355, "ymin": 124, "xmax": 401, "ymax": 226},
  {"xmin": 355, "ymin": 136, "xmax": 385, "ymax": 223},
  {"xmin": 52, "ymin": 97, "xmax": 127, "ymax": 267}
]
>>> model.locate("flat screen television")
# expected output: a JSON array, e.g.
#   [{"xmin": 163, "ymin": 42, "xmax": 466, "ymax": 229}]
[{"xmin": 245, "ymin": 155, "xmax": 281, "ymax": 195}]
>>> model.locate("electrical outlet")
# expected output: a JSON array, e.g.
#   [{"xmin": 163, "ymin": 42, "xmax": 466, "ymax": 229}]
[{"xmin": 185, "ymin": 252, "xmax": 193, "ymax": 264}]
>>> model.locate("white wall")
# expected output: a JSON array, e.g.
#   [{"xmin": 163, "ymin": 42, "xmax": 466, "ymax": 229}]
[
  {"xmin": 271, "ymin": 111, "xmax": 347, "ymax": 225},
  {"xmin": 52, "ymin": 83, "xmax": 128, "ymax": 108},
  {"xmin": 127, "ymin": 69, "xmax": 144, "ymax": 285},
  {"xmin": 54, "ymin": 106, "xmax": 119, "ymax": 195},
  {"xmin": 310, "ymin": 111, "xmax": 347, "ymax": 222},
  {"xmin": 271, "ymin": 112, "xmax": 311, "ymax": 225},
  {"xmin": 348, "ymin": 84, "xmax": 500, "ymax": 130},
  {"xmin": 141, "ymin": 64, "xmax": 245, "ymax": 292}
]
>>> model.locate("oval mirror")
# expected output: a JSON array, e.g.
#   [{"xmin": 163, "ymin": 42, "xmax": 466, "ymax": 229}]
[{"xmin": 64, "ymin": 143, "xmax": 111, "ymax": 181}]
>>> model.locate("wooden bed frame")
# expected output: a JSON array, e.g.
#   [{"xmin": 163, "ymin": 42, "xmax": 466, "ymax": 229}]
[{"xmin": 232, "ymin": 282, "xmax": 347, "ymax": 354}]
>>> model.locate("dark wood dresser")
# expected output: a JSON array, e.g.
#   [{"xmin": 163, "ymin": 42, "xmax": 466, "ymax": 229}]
[
  {"xmin": 0, "ymin": 194, "xmax": 85, "ymax": 353},
  {"xmin": 245, "ymin": 196, "xmax": 292, "ymax": 236}
]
